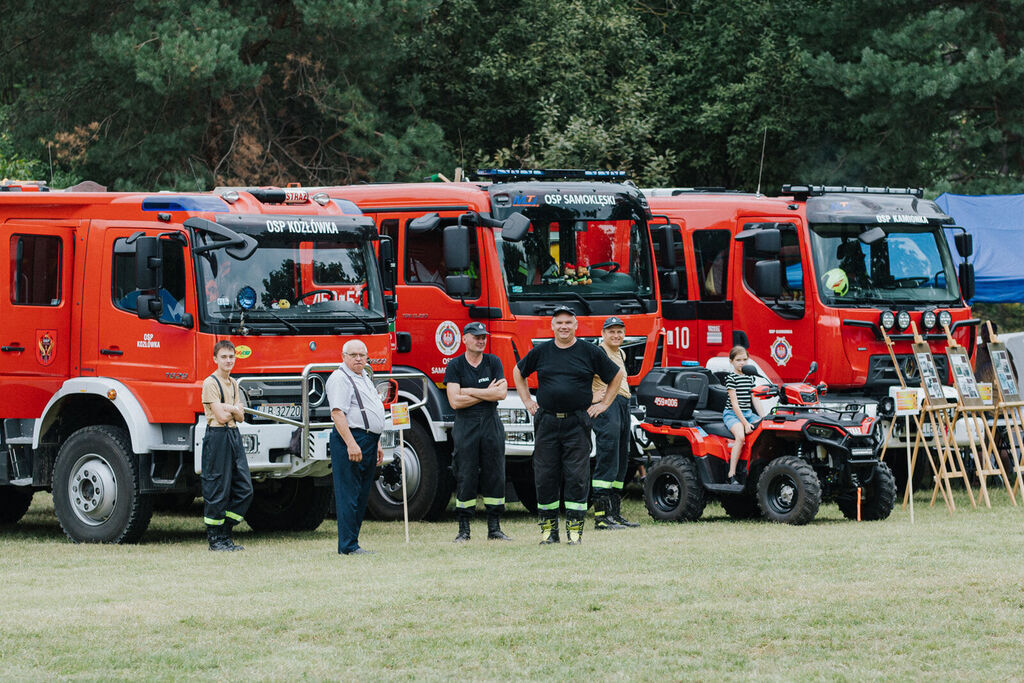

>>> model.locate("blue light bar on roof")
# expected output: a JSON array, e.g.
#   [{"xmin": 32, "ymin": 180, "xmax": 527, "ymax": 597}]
[
  {"xmin": 475, "ymin": 168, "xmax": 628, "ymax": 181},
  {"xmin": 142, "ymin": 196, "xmax": 230, "ymax": 213},
  {"xmin": 331, "ymin": 198, "xmax": 363, "ymax": 215}
]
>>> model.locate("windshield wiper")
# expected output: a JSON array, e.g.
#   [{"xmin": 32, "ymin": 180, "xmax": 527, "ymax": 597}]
[
  {"xmin": 336, "ymin": 309, "xmax": 374, "ymax": 334},
  {"xmin": 259, "ymin": 309, "xmax": 300, "ymax": 333}
]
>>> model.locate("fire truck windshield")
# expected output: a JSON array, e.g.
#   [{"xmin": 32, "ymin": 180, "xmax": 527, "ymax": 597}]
[
  {"xmin": 194, "ymin": 233, "xmax": 385, "ymax": 331},
  {"xmin": 808, "ymin": 224, "xmax": 960, "ymax": 306},
  {"xmin": 494, "ymin": 215, "xmax": 654, "ymax": 305}
]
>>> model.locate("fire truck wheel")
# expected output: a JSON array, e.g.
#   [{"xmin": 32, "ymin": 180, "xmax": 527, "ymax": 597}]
[
  {"xmin": 756, "ymin": 456, "xmax": 821, "ymax": 525},
  {"xmin": 367, "ymin": 420, "xmax": 451, "ymax": 521},
  {"xmin": 510, "ymin": 465, "xmax": 537, "ymax": 513},
  {"xmin": 246, "ymin": 477, "xmax": 331, "ymax": 532},
  {"xmin": 837, "ymin": 461, "xmax": 897, "ymax": 521},
  {"xmin": 52, "ymin": 426, "xmax": 154, "ymax": 543},
  {"xmin": 720, "ymin": 494, "xmax": 760, "ymax": 520},
  {"xmin": 643, "ymin": 455, "xmax": 706, "ymax": 522},
  {"xmin": 0, "ymin": 486, "xmax": 34, "ymax": 525}
]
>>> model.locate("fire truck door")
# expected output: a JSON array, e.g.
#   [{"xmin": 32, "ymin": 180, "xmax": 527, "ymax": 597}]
[
  {"xmin": 692, "ymin": 229, "xmax": 734, "ymax": 363},
  {"xmin": 392, "ymin": 217, "xmax": 487, "ymax": 383},
  {"xmin": 735, "ymin": 221, "xmax": 813, "ymax": 379},
  {"xmin": 87, "ymin": 228, "xmax": 196, "ymax": 387},
  {"xmin": 0, "ymin": 224, "xmax": 74, "ymax": 418}
]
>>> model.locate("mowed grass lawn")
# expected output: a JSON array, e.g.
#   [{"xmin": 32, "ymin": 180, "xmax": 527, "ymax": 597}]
[{"xmin": 2, "ymin": 488, "xmax": 1023, "ymax": 680}]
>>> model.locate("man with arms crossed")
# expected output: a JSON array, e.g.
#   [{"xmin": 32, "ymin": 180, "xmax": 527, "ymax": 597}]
[{"xmin": 444, "ymin": 322, "xmax": 511, "ymax": 543}]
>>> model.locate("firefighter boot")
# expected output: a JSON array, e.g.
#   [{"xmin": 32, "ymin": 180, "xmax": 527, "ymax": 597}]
[
  {"xmin": 224, "ymin": 520, "xmax": 245, "ymax": 550},
  {"xmin": 207, "ymin": 525, "xmax": 234, "ymax": 552},
  {"xmin": 454, "ymin": 511, "xmax": 472, "ymax": 543},
  {"xmin": 566, "ymin": 515, "xmax": 585, "ymax": 546},
  {"xmin": 487, "ymin": 513, "xmax": 512, "ymax": 541},
  {"xmin": 611, "ymin": 492, "xmax": 640, "ymax": 528},
  {"xmin": 538, "ymin": 514, "xmax": 560, "ymax": 544},
  {"xmin": 594, "ymin": 493, "xmax": 625, "ymax": 530}
]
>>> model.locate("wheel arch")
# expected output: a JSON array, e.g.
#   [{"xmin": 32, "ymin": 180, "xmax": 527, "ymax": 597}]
[{"xmin": 34, "ymin": 378, "xmax": 161, "ymax": 455}]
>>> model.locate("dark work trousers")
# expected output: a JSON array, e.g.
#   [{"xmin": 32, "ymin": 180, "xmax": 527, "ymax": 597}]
[
  {"xmin": 331, "ymin": 427, "xmax": 380, "ymax": 554},
  {"xmin": 453, "ymin": 411, "xmax": 506, "ymax": 513},
  {"xmin": 533, "ymin": 409, "xmax": 592, "ymax": 517},
  {"xmin": 201, "ymin": 426, "xmax": 253, "ymax": 526},
  {"xmin": 592, "ymin": 395, "xmax": 631, "ymax": 493}
]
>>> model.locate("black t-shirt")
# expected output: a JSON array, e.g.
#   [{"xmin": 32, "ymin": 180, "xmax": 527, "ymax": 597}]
[
  {"xmin": 516, "ymin": 340, "xmax": 620, "ymax": 412},
  {"xmin": 444, "ymin": 353, "xmax": 505, "ymax": 417}
]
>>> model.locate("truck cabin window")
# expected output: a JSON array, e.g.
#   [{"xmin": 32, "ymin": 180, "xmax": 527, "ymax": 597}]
[
  {"xmin": 112, "ymin": 236, "xmax": 187, "ymax": 323},
  {"xmin": 10, "ymin": 234, "xmax": 62, "ymax": 306}
]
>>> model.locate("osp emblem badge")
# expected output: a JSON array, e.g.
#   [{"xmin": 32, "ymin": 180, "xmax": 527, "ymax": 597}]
[
  {"xmin": 770, "ymin": 336, "xmax": 793, "ymax": 367},
  {"xmin": 36, "ymin": 329, "xmax": 56, "ymax": 366},
  {"xmin": 435, "ymin": 321, "xmax": 461, "ymax": 356}
]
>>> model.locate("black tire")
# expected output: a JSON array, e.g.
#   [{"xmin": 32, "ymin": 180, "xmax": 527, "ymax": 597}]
[
  {"xmin": 837, "ymin": 461, "xmax": 897, "ymax": 521},
  {"xmin": 756, "ymin": 456, "xmax": 821, "ymax": 525},
  {"xmin": 720, "ymin": 494, "xmax": 760, "ymax": 520},
  {"xmin": 367, "ymin": 420, "xmax": 451, "ymax": 521},
  {"xmin": 0, "ymin": 486, "xmax": 34, "ymax": 525},
  {"xmin": 52, "ymin": 425, "xmax": 153, "ymax": 543},
  {"xmin": 246, "ymin": 477, "xmax": 332, "ymax": 532},
  {"xmin": 643, "ymin": 454, "xmax": 706, "ymax": 522},
  {"xmin": 510, "ymin": 467, "xmax": 538, "ymax": 513}
]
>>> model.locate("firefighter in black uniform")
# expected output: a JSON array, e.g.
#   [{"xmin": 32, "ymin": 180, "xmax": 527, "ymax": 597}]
[
  {"xmin": 513, "ymin": 306, "xmax": 625, "ymax": 545},
  {"xmin": 200, "ymin": 340, "xmax": 253, "ymax": 551},
  {"xmin": 591, "ymin": 316, "xmax": 640, "ymax": 529},
  {"xmin": 444, "ymin": 322, "xmax": 511, "ymax": 542}
]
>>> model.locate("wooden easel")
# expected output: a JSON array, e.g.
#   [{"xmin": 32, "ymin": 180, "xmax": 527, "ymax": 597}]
[
  {"xmin": 942, "ymin": 323, "xmax": 1016, "ymax": 507},
  {"xmin": 981, "ymin": 322, "xmax": 1024, "ymax": 500},
  {"xmin": 877, "ymin": 327, "xmax": 965, "ymax": 514}
]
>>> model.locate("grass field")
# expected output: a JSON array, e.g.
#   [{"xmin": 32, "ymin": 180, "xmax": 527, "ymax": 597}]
[{"xmin": 2, "ymin": 488, "xmax": 1023, "ymax": 680}]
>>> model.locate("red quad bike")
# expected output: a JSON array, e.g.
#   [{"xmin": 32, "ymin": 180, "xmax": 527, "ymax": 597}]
[{"xmin": 638, "ymin": 362, "xmax": 896, "ymax": 525}]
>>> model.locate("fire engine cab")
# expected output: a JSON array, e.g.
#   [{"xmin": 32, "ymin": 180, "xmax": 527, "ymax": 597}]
[
  {"xmin": 0, "ymin": 184, "xmax": 394, "ymax": 543},
  {"xmin": 295, "ymin": 169, "xmax": 667, "ymax": 518},
  {"xmin": 644, "ymin": 185, "xmax": 977, "ymax": 409}
]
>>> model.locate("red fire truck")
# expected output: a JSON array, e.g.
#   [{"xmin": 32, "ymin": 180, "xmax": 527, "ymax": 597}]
[
  {"xmin": 0, "ymin": 185, "xmax": 395, "ymax": 543},
  {"xmin": 643, "ymin": 185, "xmax": 977, "ymax": 425},
  {"xmin": 300, "ymin": 169, "xmax": 666, "ymax": 519}
]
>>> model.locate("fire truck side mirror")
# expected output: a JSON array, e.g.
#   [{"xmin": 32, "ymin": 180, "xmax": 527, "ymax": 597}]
[
  {"xmin": 753, "ymin": 229, "xmax": 781, "ymax": 255},
  {"xmin": 753, "ymin": 260, "xmax": 782, "ymax": 298},
  {"xmin": 136, "ymin": 293, "xmax": 163, "ymax": 320},
  {"xmin": 135, "ymin": 236, "xmax": 163, "ymax": 290},
  {"xmin": 651, "ymin": 224, "xmax": 678, "ymax": 268},
  {"xmin": 444, "ymin": 225, "xmax": 470, "ymax": 270},
  {"xmin": 660, "ymin": 270, "xmax": 680, "ymax": 300},
  {"xmin": 499, "ymin": 212, "xmax": 530, "ymax": 242},
  {"xmin": 954, "ymin": 231, "xmax": 973, "ymax": 258},
  {"xmin": 958, "ymin": 262, "xmax": 975, "ymax": 301},
  {"xmin": 378, "ymin": 236, "xmax": 396, "ymax": 290},
  {"xmin": 409, "ymin": 212, "xmax": 441, "ymax": 233},
  {"xmin": 445, "ymin": 275, "xmax": 472, "ymax": 297}
]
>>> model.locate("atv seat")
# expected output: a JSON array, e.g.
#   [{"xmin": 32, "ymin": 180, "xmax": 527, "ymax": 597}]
[{"xmin": 672, "ymin": 371, "xmax": 734, "ymax": 437}]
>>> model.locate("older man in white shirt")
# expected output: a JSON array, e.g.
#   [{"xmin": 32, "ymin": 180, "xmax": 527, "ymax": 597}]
[{"xmin": 327, "ymin": 339, "xmax": 385, "ymax": 555}]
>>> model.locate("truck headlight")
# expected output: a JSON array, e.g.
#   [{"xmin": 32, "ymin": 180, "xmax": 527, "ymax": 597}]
[{"xmin": 498, "ymin": 408, "xmax": 530, "ymax": 425}]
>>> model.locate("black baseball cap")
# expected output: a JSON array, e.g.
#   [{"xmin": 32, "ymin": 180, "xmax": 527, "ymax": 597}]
[
  {"xmin": 463, "ymin": 322, "xmax": 489, "ymax": 336},
  {"xmin": 551, "ymin": 305, "xmax": 576, "ymax": 317},
  {"xmin": 603, "ymin": 316, "xmax": 625, "ymax": 329}
]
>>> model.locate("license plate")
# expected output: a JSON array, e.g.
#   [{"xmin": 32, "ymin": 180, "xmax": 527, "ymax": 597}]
[{"xmin": 259, "ymin": 403, "xmax": 301, "ymax": 420}]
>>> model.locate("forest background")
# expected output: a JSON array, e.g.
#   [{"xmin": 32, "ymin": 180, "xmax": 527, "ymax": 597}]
[{"xmin": 2, "ymin": 0, "xmax": 1023, "ymax": 323}]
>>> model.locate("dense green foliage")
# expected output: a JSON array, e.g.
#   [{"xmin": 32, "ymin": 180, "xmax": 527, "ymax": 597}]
[{"xmin": 1, "ymin": 0, "xmax": 1023, "ymax": 194}]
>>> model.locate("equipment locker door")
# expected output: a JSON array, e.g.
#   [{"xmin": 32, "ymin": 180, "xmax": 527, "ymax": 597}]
[{"xmin": 0, "ymin": 224, "xmax": 74, "ymax": 417}]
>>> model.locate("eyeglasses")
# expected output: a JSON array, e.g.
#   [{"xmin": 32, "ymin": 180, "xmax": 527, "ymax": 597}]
[{"xmin": 344, "ymin": 352, "xmax": 367, "ymax": 358}]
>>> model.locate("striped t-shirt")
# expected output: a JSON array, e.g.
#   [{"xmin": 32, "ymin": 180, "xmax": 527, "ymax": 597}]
[{"xmin": 724, "ymin": 372, "xmax": 756, "ymax": 411}]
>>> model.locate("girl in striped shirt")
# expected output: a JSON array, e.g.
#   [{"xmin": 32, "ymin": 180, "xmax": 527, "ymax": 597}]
[{"xmin": 724, "ymin": 346, "xmax": 761, "ymax": 484}]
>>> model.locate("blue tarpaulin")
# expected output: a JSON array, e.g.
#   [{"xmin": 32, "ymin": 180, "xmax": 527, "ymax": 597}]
[{"xmin": 935, "ymin": 193, "xmax": 1024, "ymax": 303}]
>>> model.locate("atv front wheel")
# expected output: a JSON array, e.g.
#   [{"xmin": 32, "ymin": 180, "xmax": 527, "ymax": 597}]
[
  {"xmin": 837, "ymin": 461, "xmax": 896, "ymax": 521},
  {"xmin": 756, "ymin": 456, "xmax": 820, "ymax": 525}
]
